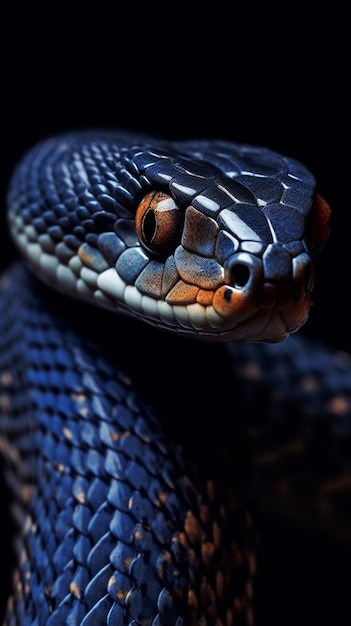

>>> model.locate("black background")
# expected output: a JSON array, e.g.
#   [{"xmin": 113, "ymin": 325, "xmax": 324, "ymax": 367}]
[{"xmin": 1, "ymin": 6, "xmax": 350, "ymax": 625}]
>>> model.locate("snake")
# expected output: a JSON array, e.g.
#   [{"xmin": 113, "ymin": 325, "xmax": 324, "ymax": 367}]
[{"xmin": 0, "ymin": 129, "xmax": 349, "ymax": 625}]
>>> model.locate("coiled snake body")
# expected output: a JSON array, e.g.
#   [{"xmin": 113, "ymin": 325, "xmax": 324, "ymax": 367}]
[{"xmin": 1, "ymin": 130, "xmax": 350, "ymax": 625}]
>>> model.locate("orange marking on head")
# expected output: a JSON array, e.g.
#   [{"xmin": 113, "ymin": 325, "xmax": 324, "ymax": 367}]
[
  {"xmin": 165, "ymin": 280, "xmax": 199, "ymax": 304},
  {"xmin": 213, "ymin": 286, "xmax": 256, "ymax": 321},
  {"xmin": 196, "ymin": 289, "xmax": 214, "ymax": 306}
]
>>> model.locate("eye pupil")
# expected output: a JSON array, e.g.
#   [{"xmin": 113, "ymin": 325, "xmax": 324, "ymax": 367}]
[
  {"xmin": 142, "ymin": 209, "xmax": 157, "ymax": 243},
  {"xmin": 135, "ymin": 190, "xmax": 183, "ymax": 256}
]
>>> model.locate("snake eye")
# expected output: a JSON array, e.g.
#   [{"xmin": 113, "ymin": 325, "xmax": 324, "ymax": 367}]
[{"xmin": 136, "ymin": 191, "xmax": 183, "ymax": 255}]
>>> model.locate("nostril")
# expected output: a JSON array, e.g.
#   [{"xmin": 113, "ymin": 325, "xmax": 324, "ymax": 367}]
[
  {"xmin": 224, "ymin": 252, "xmax": 263, "ymax": 291},
  {"xmin": 230, "ymin": 263, "xmax": 251, "ymax": 289}
]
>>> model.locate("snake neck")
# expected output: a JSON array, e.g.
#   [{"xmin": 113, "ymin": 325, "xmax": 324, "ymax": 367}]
[{"xmin": 29, "ymin": 264, "xmax": 253, "ymax": 487}]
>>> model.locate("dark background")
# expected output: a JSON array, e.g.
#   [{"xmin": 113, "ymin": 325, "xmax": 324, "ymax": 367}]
[{"xmin": 1, "ymin": 6, "xmax": 350, "ymax": 625}]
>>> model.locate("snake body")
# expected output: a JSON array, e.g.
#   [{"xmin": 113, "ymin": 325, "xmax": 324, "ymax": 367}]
[{"xmin": 2, "ymin": 130, "xmax": 348, "ymax": 625}]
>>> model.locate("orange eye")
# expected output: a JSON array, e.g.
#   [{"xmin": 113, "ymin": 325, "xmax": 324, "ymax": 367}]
[{"xmin": 135, "ymin": 191, "xmax": 183, "ymax": 255}]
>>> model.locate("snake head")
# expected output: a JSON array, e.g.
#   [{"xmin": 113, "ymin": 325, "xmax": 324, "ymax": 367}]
[{"xmin": 7, "ymin": 132, "xmax": 331, "ymax": 343}]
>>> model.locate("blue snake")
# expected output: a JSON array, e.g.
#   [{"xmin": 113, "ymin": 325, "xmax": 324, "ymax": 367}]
[{"xmin": 1, "ymin": 130, "xmax": 350, "ymax": 625}]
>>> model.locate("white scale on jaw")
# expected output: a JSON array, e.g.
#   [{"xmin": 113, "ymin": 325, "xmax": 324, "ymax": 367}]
[{"xmin": 96, "ymin": 267, "xmax": 226, "ymax": 332}]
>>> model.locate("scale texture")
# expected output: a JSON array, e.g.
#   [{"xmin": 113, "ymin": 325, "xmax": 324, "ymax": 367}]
[{"xmin": 0, "ymin": 264, "xmax": 256, "ymax": 625}]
